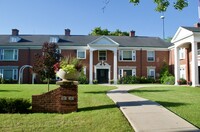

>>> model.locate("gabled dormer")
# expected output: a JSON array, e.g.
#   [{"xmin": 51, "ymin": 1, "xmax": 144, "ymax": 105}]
[
  {"xmin": 9, "ymin": 36, "xmax": 21, "ymax": 43},
  {"xmin": 9, "ymin": 29, "xmax": 21, "ymax": 43},
  {"xmin": 49, "ymin": 36, "xmax": 59, "ymax": 43}
]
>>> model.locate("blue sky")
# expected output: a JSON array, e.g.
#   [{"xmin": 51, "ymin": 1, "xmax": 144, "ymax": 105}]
[{"xmin": 0, "ymin": 0, "xmax": 198, "ymax": 38}]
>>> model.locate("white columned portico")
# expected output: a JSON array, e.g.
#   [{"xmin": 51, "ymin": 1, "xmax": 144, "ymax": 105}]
[
  {"xmin": 89, "ymin": 50, "xmax": 93, "ymax": 84},
  {"xmin": 174, "ymin": 46, "xmax": 180, "ymax": 85},
  {"xmin": 113, "ymin": 49, "xmax": 117, "ymax": 84},
  {"xmin": 191, "ymin": 41, "xmax": 199, "ymax": 86}
]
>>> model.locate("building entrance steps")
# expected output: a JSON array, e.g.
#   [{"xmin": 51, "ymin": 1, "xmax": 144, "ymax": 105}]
[{"xmin": 107, "ymin": 85, "xmax": 200, "ymax": 132}]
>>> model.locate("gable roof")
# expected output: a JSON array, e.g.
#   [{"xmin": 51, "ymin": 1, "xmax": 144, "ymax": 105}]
[
  {"xmin": 0, "ymin": 34, "xmax": 172, "ymax": 48},
  {"xmin": 182, "ymin": 26, "xmax": 200, "ymax": 32}
]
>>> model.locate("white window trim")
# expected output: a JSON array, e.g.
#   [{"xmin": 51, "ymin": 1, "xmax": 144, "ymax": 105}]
[
  {"xmin": 147, "ymin": 67, "xmax": 156, "ymax": 79},
  {"xmin": 49, "ymin": 36, "xmax": 59, "ymax": 43},
  {"xmin": 77, "ymin": 50, "xmax": 86, "ymax": 59},
  {"xmin": 119, "ymin": 50, "xmax": 136, "ymax": 61},
  {"xmin": 0, "ymin": 69, "xmax": 3, "ymax": 79},
  {"xmin": 179, "ymin": 48, "xmax": 185, "ymax": 59},
  {"xmin": 0, "ymin": 49, "xmax": 18, "ymax": 61},
  {"xmin": 147, "ymin": 50, "xmax": 155, "ymax": 62},
  {"xmin": 118, "ymin": 67, "xmax": 136, "ymax": 78},
  {"xmin": 0, "ymin": 68, "xmax": 18, "ymax": 80},
  {"xmin": 98, "ymin": 50, "xmax": 107, "ymax": 61}
]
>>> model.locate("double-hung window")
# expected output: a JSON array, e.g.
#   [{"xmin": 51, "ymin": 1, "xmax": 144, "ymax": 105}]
[
  {"xmin": 119, "ymin": 68, "xmax": 136, "ymax": 78},
  {"xmin": 147, "ymin": 51, "xmax": 155, "ymax": 62},
  {"xmin": 0, "ymin": 67, "xmax": 18, "ymax": 80},
  {"xmin": 99, "ymin": 51, "xmax": 106, "ymax": 61},
  {"xmin": 77, "ymin": 50, "xmax": 86, "ymax": 59},
  {"xmin": 147, "ymin": 67, "xmax": 155, "ymax": 79},
  {"xmin": 119, "ymin": 50, "xmax": 136, "ymax": 61},
  {"xmin": 0, "ymin": 49, "xmax": 18, "ymax": 61},
  {"xmin": 179, "ymin": 48, "xmax": 185, "ymax": 59}
]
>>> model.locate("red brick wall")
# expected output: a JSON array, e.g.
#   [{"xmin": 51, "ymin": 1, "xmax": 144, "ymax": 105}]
[{"xmin": 32, "ymin": 84, "xmax": 78, "ymax": 113}]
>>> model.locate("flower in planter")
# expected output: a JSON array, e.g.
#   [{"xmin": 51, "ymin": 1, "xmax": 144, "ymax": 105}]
[
  {"xmin": 53, "ymin": 57, "xmax": 83, "ymax": 81},
  {"xmin": 187, "ymin": 81, "xmax": 192, "ymax": 86},
  {"xmin": 177, "ymin": 80, "xmax": 182, "ymax": 85}
]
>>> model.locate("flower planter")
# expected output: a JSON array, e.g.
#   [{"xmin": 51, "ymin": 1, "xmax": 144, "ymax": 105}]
[{"xmin": 56, "ymin": 69, "xmax": 80, "ymax": 81}]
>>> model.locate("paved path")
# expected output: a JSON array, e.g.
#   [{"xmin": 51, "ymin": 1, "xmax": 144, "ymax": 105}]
[{"xmin": 107, "ymin": 85, "xmax": 200, "ymax": 132}]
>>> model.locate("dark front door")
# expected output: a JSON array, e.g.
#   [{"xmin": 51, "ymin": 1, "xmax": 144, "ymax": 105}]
[{"xmin": 97, "ymin": 69, "xmax": 108, "ymax": 84}]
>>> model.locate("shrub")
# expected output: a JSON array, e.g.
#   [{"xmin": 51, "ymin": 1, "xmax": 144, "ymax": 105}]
[
  {"xmin": 0, "ymin": 98, "xmax": 31, "ymax": 113},
  {"xmin": 78, "ymin": 74, "xmax": 89, "ymax": 84},
  {"xmin": 163, "ymin": 76, "xmax": 175, "ymax": 85},
  {"xmin": 109, "ymin": 80, "xmax": 114, "ymax": 84},
  {"xmin": 120, "ymin": 76, "xmax": 140, "ymax": 84},
  {"xmin": 179, "ymin": 78, "xmax": 187, "ymax": 85},
  {"xmin": 93, "ymin": 80, "xmax": 98, "ymax": 84}
]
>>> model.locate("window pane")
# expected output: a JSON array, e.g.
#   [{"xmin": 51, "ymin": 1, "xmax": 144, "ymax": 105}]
[
  {"xmin": 123, "ymin": 70, "xmax": 132, "ymax": 76},
  {"xmin": 4, "ymin": 50, "xmax": 14, "ymax": 60},
  {"xmin": 147, "ymin": 51, "xmax": 155, "ymax": 61},
  {"xmin": 123, "ymin": 51, "xmax": 132, "ymax": 60},
  {"xmin": 4, "ymin": 69, "xmax": 13, "ymax": 80},
  {"xmin": 78, "ymin": 51, "xmax": 85, "ymax": 59},
  {"xmin": 99, "ymin": 51, "xmax": 106, "ymax": 60}
]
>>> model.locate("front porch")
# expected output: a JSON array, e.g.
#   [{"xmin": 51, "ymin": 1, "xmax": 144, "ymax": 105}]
[{"xmin": 171, "ymin": 26, "xmax": 200, "ymax": 87}]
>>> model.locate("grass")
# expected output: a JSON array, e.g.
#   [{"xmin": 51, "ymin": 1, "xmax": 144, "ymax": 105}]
[
  {"xmin": 0, "ymin": 84, "xmax": 133, "ymax": 132},
  {"xmin": 129, "ymin": 85, "xmax": 200, "ymax": 128}
]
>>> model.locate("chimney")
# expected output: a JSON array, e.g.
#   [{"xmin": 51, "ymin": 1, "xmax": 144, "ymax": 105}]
[
  {"xmin": 194, "ymin": 23, "xmax": 200, "ymax": 28},
  {"xmin": 65, "ymin": 29, "xmax": 71, "ymax": 36},
  {"xmin": 129, "ymin": 30, "xmax": 135, "ymax": 37},
  {"xmin": 12, "ymin": 29, "xmax": 19, "ymax": 36}
]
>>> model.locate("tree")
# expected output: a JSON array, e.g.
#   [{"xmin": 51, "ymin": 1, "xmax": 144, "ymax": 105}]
[
  {"xmin": 33, "ymin": 42, "xmax": 61, "ymax": 91},
  {"xmin": 129, "ymin": 0, "xmax": 188, "ymax": 12},
  {"xmin": 90, "ymin": 27, "xmax": 129, "ymax": 36}
]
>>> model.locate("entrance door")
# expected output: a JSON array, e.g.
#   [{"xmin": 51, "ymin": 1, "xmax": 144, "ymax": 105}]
[{"xmin": 97, "ymin": 69, "xmax": 108, "ymax": 83}]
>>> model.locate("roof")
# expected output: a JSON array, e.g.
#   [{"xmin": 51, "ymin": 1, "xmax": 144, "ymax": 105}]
[
  {"xmin": 0, "ymin": 34, "xmax": 172, "ymax": 48},
  {"xmin": 182, "ymin": 26, "xmax": 200, "ymax": 32}
]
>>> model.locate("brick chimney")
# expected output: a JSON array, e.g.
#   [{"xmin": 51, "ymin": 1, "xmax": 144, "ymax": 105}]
[
  {"xmin": 65, "ymin": 29, "xmax": 71, "ymax": 36},
  {"xmin": 129, "ymin": 30, "xmax": 135, "ymax": 37},
  {"xmin": 194, "ymin": 23, "xmax": 200, "ymax": 28},
  {"xmin": 12, "ymin": 29, "xmax": 19, "ymax": 36}
]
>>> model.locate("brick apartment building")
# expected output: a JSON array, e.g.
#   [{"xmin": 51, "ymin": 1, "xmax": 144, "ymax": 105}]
[{"xmin": 0, "ymin": 28, "xmax": 172, "ymax": 84}]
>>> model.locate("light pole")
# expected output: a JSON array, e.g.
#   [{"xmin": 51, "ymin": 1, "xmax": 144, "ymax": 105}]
[{"xmin": 160, "ymin": 13, "xmax": 165, "ymax": 40}]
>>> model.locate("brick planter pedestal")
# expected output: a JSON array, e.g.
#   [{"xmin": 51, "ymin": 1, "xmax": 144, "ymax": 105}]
[{"xmin": 32, "ymin": 81, "xmax": 78, "ymax": 113}]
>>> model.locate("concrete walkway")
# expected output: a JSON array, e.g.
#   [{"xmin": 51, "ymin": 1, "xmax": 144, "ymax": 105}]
[{"xmin": 107, "ymin": 85, "xmax": 200, "ymax": 132}]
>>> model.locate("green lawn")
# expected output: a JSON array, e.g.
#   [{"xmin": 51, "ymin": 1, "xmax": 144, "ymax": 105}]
[
  {"xmin": 129, "ymin": 85, "xmax": 200, "ymax": 128},
  {"xmin": 0, "ymin": 84, "xmax": 133, "ymax": 132}
]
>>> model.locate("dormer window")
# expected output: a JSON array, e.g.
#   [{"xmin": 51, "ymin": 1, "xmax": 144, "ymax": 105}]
[
  {"xmin": 50, "ymin": 37, "xmax": 59, "ymax": 43},
  {"xmin": 9, "ymin": 36, "xmax": 21, "ymax": 43}
]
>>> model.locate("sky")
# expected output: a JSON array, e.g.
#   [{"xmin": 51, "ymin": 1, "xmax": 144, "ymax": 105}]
[{"xmin": 0, "ymin": 0, "xmax": 198, "ymax": 38}]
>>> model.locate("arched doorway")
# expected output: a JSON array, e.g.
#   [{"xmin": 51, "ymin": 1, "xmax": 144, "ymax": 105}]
[{"xmin": 18, "ymin": 65, "xmax": 35, "ymax": 84}]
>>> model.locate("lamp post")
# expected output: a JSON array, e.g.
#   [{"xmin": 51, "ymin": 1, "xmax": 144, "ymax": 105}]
[{"xmin": 160, "ymin": 13, "xmax": 165, "ymax": 40}]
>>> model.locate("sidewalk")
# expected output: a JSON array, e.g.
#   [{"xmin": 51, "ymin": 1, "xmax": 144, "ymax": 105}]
[{"xmin": 107, "ymin": 85, "xmax": 200, "ymax": 132}]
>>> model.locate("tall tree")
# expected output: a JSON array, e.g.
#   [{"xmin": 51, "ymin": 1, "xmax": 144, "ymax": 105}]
[
  {"xmin": 90, "ymin": 27, "xmax": 129, "ymax": 36},
  {"xmin": 33, "ymin": 42, "xmax": 61, "ymax": 91},
  {"xmin": 130, "ymin": 0, "xmax": 188, "ymax": 12}
]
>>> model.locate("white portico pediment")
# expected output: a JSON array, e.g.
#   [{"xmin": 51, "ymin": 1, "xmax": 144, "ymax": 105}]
[
  {"xmin": 171, "ymin": 27, "xmax": 193, "ymax": 44},
  {"xmin": 88, "ymin": 36, "xmax": 119, "ymax": 47}
]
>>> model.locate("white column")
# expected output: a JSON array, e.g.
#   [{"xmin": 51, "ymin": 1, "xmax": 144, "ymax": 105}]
[
  {"xmin": 174, "ymin": 46, "xmax": 180, "ymax": 85},
  {"xmin": 191, "ymin": 42, "xmax": 199, "ymax": 87},
  {"xmin": 113, "ymin": 49, "xmax": 117, "ymax": 84},
  {"xmin": 89, "ymin": 50, "xmax": 93, "ymax": 84}
]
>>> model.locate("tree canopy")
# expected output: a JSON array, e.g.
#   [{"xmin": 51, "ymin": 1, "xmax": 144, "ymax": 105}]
[
  {"xmin": 33, "ymin": 42, "xmax": 61, "ymax": 91},
  {"xmin": 129, "ymin": 0, "xmax": 188, "ymax": 12},
  {"xmin": 90, "ymin": 27, "xmax": 129, "ymax": 36}
]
